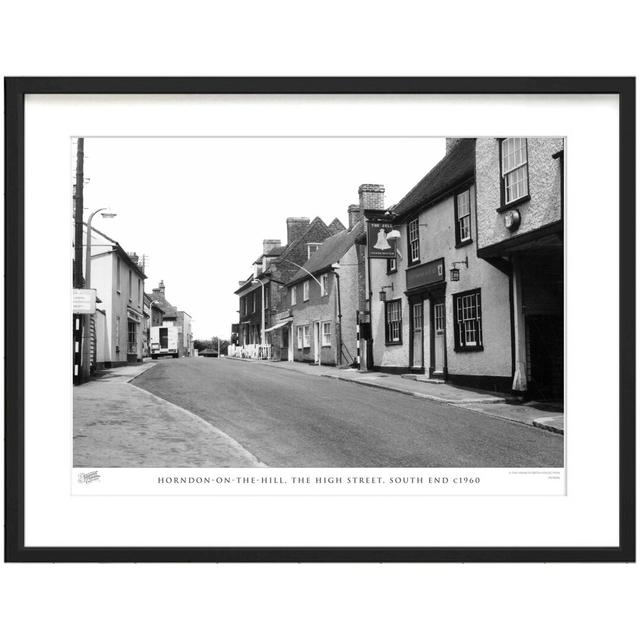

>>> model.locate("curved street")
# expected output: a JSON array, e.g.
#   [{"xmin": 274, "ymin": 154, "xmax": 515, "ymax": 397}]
[{"xmin": 131, "ymin": 358, "xmax": 563, "ymax": 468}]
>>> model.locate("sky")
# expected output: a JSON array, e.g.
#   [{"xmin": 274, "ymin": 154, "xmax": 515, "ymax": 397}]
[{"xmin": 77, "ymin": 136, "xmax": 445, "ymax": 340}]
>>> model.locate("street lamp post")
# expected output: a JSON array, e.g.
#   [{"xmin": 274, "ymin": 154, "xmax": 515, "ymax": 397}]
[
  {"xmin": 81, "ymin": 208, "xmax": 117, "ymax": 381},
  {"xmin": 331, "ymin": 263, "xmax": 342, "ymax": 367}
]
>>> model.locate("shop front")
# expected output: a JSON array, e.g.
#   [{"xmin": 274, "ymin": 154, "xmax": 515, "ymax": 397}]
[
  {"xmin": 126, "ymin": 307, "xmax": 143, "ymax": 363},
  {"xmin": 265, "ymin": 311, "xmax": 294, "ymax": 362}
]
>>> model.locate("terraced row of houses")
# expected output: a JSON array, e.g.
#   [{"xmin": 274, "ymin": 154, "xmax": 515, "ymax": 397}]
[{"xmin": 232, "ymin": 137, "xmax": 564, "ymax": 401}]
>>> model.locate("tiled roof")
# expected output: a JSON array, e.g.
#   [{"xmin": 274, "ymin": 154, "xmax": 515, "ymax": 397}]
[
  {"xmin": 263, "ymin": 216, "xmax": 331, "ymax": 277},
  {"xmin": 392, "ymin": 138, "xmax": 476, "ymax": 221},
  {"xmin": 88, "ymin": 224, "xmax": 146, "ymax": 279},
  {"xmin": 234, "ymin": 275, "xmax": 257, "ymax": 295},
  {"xmin": 233, "ymin": 217, "xmax": 340, "ymax": 295},
  {"xmin": 149, "ymin": 292, "xmax": 178, "ymax": 317},
  {"xmin": 159, "ymin": 304, "xmax": 178, "ymax": 317},
  {"xmin": 288, "ymin": 220, "xmax": 364, "ymax": 286},
  {"xmin": 328, "ymin": 217, "xmax": 346, "ymax": 234}
]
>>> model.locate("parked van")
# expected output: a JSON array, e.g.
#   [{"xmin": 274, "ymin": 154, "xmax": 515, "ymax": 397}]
[{"xmin": 150, "ymin": 326, "xmax": 180, "ymax": 359}]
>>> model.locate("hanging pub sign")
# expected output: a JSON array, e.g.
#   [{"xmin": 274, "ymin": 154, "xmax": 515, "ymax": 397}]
[
  {"xmin": 367, "ymin": 220, "xmax": 397, "ymax": 259},
  {"xmin": 72, "ymin": 288, "xmax": 96, "ymax": 314}
]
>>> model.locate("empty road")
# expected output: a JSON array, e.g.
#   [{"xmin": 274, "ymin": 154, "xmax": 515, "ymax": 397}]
[{"xmin": 132, "ymin": 358, "xmax": 563, "ymax": 467}]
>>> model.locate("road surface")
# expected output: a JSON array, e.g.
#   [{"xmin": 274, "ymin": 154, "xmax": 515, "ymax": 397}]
[{"xmin": 132, "ymin": 358, "xmax": 564, "ymax": 467}]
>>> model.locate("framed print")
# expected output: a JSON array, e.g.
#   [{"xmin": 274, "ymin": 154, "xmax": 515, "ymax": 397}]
[{"xmin": 4, "ymin": 77, "xmax": 635, "ymax": 562}]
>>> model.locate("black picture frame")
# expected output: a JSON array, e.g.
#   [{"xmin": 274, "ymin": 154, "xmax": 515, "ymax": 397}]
[{"xmin": 4, "ymin": 77, "xmax": 635, "ymax": 563}]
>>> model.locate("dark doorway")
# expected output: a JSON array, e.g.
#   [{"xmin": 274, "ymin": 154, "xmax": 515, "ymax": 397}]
[
  {"xmin": 526, "ymin": 314, "xmax": 563, "ymax": 402},
  {"xmin": 282, "ymin": 327, "xmax": 289, "ymax": 361}
]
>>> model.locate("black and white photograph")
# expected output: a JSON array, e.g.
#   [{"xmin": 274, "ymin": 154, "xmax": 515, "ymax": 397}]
[
  {"xmin": 72, "ymin": 135, "xmax": 565, "ymax": 475},
  {"xmin": 6, "ymin": 77, "xmax": 632, "ymax": 564}
]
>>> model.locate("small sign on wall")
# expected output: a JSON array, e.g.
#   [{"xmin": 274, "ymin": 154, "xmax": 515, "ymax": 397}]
[
  {"xmin": 72, "ymin": 288, "xmax": 96, "ymax": 314},
  {"xmin": 406, "ymin": 258, "xmax": 446, "ymax": 291}
]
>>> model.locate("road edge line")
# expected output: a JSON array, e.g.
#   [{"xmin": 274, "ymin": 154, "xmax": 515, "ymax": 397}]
[
  {"xmin": 127, "ymin": 382, "xmax": 267, "ymax": 467},
  {"xmin": 124, "ymin": 361, "xmax": 159, "ymax": 383},
  {"xmin": 226, "ymin": 358, "xmax": 563, "ymax": 437},
  {"xmin": 322, "ymin": 374, "xmax": 564, "ymax": 436}
]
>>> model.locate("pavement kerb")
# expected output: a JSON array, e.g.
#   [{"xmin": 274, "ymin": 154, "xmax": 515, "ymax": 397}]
[
  {"xmin": 323, "ymin": 375, "xmax": 507, "ymax": 410},
  {"xmin": 332, "ymin": 376, "xmax": 508, "ymax": 405},
  {"xmin": 91, "ymin": 361, "xmax": 158, "ymax": 384},
  {"xmin": 127, "ymin": 373, "xmax": 267, "ymax": 468},
  {"xmin": 224, "ymin": 356, "xmax": 563, "ymax": 435},
  {"xmin": 531, "ymin": 417, "xmax": 565, "ymax": 435},
  {"xmin": 124, "ymin": 361, "xmax": 159, "ymax": 383},
  {"xmin": 324, "ymin": 374, "xmax": 433, "ymax": 400},
  {"xmin": 326, "ymin": 374, "xmax": 564, "ymax": 433}
]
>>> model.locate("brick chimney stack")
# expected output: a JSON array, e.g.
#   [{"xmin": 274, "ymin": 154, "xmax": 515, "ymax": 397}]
[
  {"xmin": 286, "ymin": 217, "xmax": 310, "ymax": 246},
  {"xmin": 348, "ymin": 204, "xmax": 361, "ymax": 230},
  {"xmin": 262, "ymin": 239, "xmax": 281, "ymax": 255},
  {"xmin": 358, "ymin": 184, "xmax": 385, "ymax": 212},
  {"xmin": 153, "ymin": 280, "xmax": 166, "ymax": 300},
  {"xmin": 445, "ymin": 138, "xmax": 463, "ymax": 154}
]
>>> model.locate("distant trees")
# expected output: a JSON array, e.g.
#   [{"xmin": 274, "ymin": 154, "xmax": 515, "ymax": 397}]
[
  {"xmin": 193, "ymin": 337, "xmax": 230, "ymax": 354},
  {"xmin": 193, "ymin": 339, "xmax": 211, "ymax": 352}
]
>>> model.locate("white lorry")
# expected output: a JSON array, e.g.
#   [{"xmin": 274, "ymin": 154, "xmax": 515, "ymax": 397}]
[{"xmin": 150, "ymin": 326, "xmax": 180, "ymax": 359}]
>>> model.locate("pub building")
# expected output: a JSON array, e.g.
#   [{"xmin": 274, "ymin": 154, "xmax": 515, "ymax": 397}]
[{"xmin": 366, "ymin": 138, "xmax": 515, "ymax": 393}]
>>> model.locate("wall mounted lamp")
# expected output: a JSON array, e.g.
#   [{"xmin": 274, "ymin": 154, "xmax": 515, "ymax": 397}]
[
  {"xmin": 379, "ymin": 283, "xmax": 394, "ymax": 301},
  {"xmin": 449, "ymin": 256, "xmax": 469, "ymax": 282}
]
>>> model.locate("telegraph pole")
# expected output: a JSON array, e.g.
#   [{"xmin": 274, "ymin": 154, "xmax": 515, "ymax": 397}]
[
  {"xmin": 73, "ymin": 138, "xmax": 84, "ymax": 384},
  {"xmin": 73, "ymin": 138, "xmax": 84, "ymax": 287}
]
